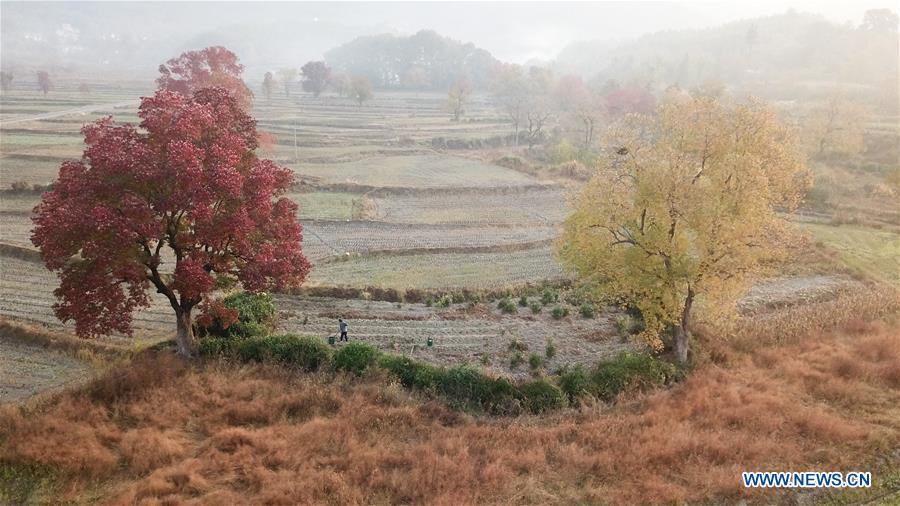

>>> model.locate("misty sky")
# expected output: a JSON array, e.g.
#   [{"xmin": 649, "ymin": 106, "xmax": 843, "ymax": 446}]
[{"xmin": 2, "ymin": 0, "xmax": 897, "ymax": 74}]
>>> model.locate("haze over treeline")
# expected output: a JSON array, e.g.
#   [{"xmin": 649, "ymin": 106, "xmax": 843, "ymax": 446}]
[{"xmin": 0, "ymin": 1, "xmax": 895, "ymax": 117}]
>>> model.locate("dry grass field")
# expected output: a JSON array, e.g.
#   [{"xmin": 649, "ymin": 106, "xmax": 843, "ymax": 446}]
[{"xmin": 2, "ymin": 295, "xmax": 897, "ymax": 505}]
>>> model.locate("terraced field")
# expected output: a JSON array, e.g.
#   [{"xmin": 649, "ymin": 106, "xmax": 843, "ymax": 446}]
[
  {"xmin": 0, "ymin": 85, "xmax": 583, "ymax": 383},
  {"xmin": 0, "ymin": 338, "xmax": 92, "ymax": 403},
  {"xmin": 1, "ymin": 86, "xmax": 567, "ymax": 290},
  {"xmin": 293, "ymin": 154, "xmax": 536, "ymax": 188},
  {"xmin": 308, "ymin": 246, "xmax": 563, "ymax": 289}
]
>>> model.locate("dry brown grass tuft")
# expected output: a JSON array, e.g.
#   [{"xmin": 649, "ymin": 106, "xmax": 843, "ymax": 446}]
[{"xmin": 2, "ymin": 321, "xmax": 899, "ymax": 505}]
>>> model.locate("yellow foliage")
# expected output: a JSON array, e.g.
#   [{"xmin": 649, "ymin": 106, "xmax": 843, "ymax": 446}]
[{"xmin": 558, "ymin": 95, "xmax": 811, "ymax": 354}]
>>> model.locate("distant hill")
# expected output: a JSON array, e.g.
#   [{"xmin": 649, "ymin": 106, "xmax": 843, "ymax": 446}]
[
  {"xmin": 325, "ymin": 30, "xmax": 501, "ymax": 90},
  {"xmin": 556, "ymin": 10, "xmax": 898, "ymax": 106}
]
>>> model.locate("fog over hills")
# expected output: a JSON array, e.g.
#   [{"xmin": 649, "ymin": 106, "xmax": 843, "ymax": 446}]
[{"xmin": 2, "ymin": 1, "xmax": 896, "ymax": 81}]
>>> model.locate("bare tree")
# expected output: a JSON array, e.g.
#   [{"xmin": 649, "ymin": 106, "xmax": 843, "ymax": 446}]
[
  {"xmin": 278, "ymin": 68, "xmax": 297, "ymax": 97},
  {"xmin": 445, "ymin": 78, "xmax": 472, "ymax": 121}
]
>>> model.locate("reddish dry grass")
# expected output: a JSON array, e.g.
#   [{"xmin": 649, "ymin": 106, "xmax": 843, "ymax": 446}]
[{"xmin": 2, "ymin": 324, "xmax": 899, "ymax": 505}]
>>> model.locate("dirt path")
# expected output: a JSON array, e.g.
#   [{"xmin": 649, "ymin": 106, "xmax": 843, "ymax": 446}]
[
  {"xmin": 0, "ymin": 100, "xmax": 138, "ymax": 126},
  {"xmin": 0, "ymin": 337, "xmax": 93, "ymax": 403}
]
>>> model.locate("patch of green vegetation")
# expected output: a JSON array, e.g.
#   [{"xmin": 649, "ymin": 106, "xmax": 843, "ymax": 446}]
[
  {"xmin": 289, "ymin": 191, "xmax": 358, "ymax": 220},
  {"xmin": 308, "ymin": 246, "xmax": 563, "ymax": 290},
  {"xmin": 0, "ymin": 463, "xmax": 58, "ymax": 505},
  {"xmin": 801, "ymin": 222, "xmax": 900, "ymax": 286},
  {"xmin": 558, "ymin": 352, "xmax": 678, "ymax": 403},
  {"xmin": 818, "ymin": 465, "xmax": 900, "ymax": 505},
  {"xmin": 551, "ymin": 306, "xmax": 569, "ymax": 319},
  {"xmin": 198, "ymin": 291, "xmax": 276, "ymax": 340},
  {"xmin": 497, "ymin": 298, "xmax": 517, "ymax": 314},
  {"xmin": 333, "ymin": 341, "xmax": 379, "ymax": 376}
]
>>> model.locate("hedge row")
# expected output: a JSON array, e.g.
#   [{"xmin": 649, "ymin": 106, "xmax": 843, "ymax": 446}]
[{"xmin": 200, "ymin": 334, "xmax": 676, "ymax": 416}]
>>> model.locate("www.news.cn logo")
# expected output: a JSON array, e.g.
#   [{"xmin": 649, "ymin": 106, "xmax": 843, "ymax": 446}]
[{"xmin": 743, "ymin": 472, "xmax": 872, "ymax": 488}]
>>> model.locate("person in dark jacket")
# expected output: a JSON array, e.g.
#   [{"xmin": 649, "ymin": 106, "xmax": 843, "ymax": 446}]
[{"xmin": 338, "ymin": 318, "xmax": 349, "ymax": 342}]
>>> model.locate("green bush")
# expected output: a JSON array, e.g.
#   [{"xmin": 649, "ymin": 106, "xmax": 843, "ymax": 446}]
[
  {"xmin": 379, "ymin": 354, "xmax": 444, "ymax": 391},
  {"xmin": 264, "ymin": 334, "xmax": 331, "ymax": 371},
  {"xmin": 530, "ymin": 301, "xmax": 542, "ymax": 314},
  {"xmin": 579, "ymin": 302, "xmax": 596, "ymax": 319},
  {"xmin": 200, "ymin": 291, "xmax": 276, "ymax": 340},
  {"xmin": 615, "ymin": 314, "xmax": 644, "ymax": 336},
  {"xmin": 540, "ymin": 289, "xmax": 558, "ymax": 306},
  {"xmin": 590, "ymin": 352, "xmax": 676, "ymax": 401},
  {"xmin": 333, "ymin": 341, "xmax": 380, "ymax": 376},
  {"xmin": 519, "ymin": 380, "xmax": 567, "ymax": 413},
  {"xmin": 518, "ymin": 295, "xmax": 528, "ymax": 307},
  {"xmin": 557, "ymin": 365, "xmax": 591, "ymax": 402},
  {"xmin": 236, "ymin": 336, "xmax": 270, "ymax": 362},
  {"xmin": 509, "ymin": 351, "xmax": 524, "ymax": 369},
  {"xmin": 544, "ymin": 338, "xmax": 556, "ymax": 360},
  {"xmin": 551, "ymin": 306, "xmax": 569, "ymax": 320},
  {"xmin": 198, "ymin": 336, "xmax": 238, "ymax": 357},
  {"xmin": 439, "ymin": 365, "xmax": 520, "ymax": 414},
  {"xmin": 528, "ymin": 353, "xmax": 543, "ymax": 371},
  {"xmin": 436, "ymin": 294, "xmax": 453, "ymax": 308},
  {"xmin": 497, "ymin": 298, "xmax": 517, "ymax": 314}
]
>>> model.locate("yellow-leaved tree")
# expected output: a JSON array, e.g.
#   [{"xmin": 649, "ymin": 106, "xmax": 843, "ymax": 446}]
[{"xmin": 558, "ymin": 95, "xmax": 810, "ymax": 363}]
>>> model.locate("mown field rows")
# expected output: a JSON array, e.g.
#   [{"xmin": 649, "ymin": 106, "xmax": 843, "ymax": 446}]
[
  {"xmin": 302, "ymin": 221, "xmax": 559, "ymax": 260},
  {"xmin": 0, "ymin": 254, "xmax": 626, "ymax": 377},
  {"xmin": 0, "ymin": 210, "xmax": 559, "ymax": 262},
  {"xmin": 307, "ymin": 245, "xmax": 564, "ymax": 289},
  {"xmin": 0, "ymin": 338, "xmax": 93, "ymax": 403},
  {"xmin": 291, "ymin": 154, "xmax": 537, "ymax": 188},
  {"xmin": 372, "ymin": 187, "xmax": 568, "ymax": 225}
]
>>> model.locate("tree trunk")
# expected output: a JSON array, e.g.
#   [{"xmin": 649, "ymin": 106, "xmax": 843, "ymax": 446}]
[
  {"xmin": 175, "ymin": 308, "xmax": 195, "ymax": 358},
  {"xmin": 673, "ymin": 287, "xmax": 694, "ymax": 365}
]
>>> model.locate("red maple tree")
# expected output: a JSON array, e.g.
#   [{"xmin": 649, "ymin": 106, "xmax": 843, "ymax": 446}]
[
  {"xmin": 157, "ymin": 46, "xmax": 253, "ymax": 109},
  {"xmin": 32, "ymin": 87, "xmax": 310, "ymax": 356}
]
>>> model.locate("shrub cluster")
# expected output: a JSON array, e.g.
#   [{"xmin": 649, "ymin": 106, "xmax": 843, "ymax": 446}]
[
  {"xmin": 551, "ymin": 306, "xmax": 569, "ymax": 320},
  {"xmin": 200, "ymin": 331, "xmax": 678, "ymax": 416},
  {"xmin": 558, "ymin": 352, "xmax": 678, "ymax": 403},
  {"xmin": 198, "ymin": 291, "xmax": 276, "ymax": 340},
  {"xmin": 333, "ymin": 341, "xmax": 379, "ymax": 376},
  {"xmin": 497, "ymin": 298, "xmax": 517, "ymax": 314}
]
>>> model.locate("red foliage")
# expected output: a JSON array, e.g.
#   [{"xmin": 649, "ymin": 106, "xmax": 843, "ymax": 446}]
[
  {"xmin": 31, "ymin": 87, "xmax": 310, "ymax": 341},
  {"xmin": 604, "ymin": 87, "xmax": 657, "ymax": 116},
  {"xmin": 157, "ymin": 46, "xmax": 252, "ymax": 109}
]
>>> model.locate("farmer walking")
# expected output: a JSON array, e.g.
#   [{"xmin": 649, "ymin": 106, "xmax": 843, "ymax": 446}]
[{"xmin": 338, "ymin": 318, "xmax": 349, "ymax": 342}]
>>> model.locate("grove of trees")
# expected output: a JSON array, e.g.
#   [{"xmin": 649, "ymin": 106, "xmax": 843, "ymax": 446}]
[{"xmin": 325, "ymin": 30, "xmax": 499, "ymax": 90}]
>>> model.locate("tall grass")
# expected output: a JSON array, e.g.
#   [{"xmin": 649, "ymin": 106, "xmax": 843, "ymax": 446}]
[{"xmin": 2, "ymin": 318, "xmax": 898, "ymax": 505}]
